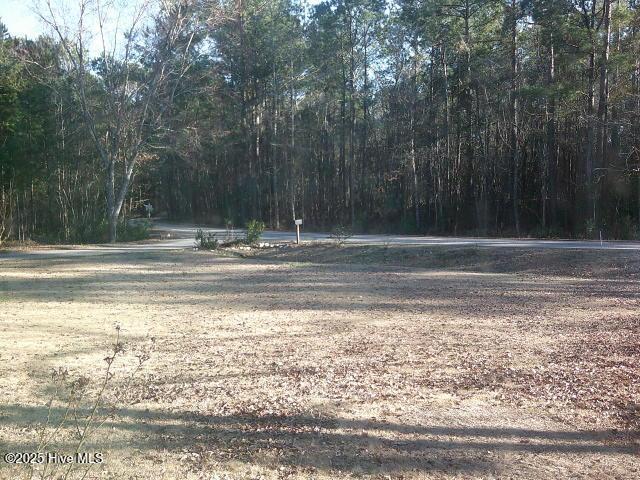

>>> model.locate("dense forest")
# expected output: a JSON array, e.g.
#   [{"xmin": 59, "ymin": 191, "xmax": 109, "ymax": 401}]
[{"xmin": 1, "ymin": 0, "xmax": 640, "ymax": 243}]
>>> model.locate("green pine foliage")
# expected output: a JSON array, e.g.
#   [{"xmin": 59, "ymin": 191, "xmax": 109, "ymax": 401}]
[{"xmin": 3, "ymin": 1, "xmax": 640, "ymax": 242}]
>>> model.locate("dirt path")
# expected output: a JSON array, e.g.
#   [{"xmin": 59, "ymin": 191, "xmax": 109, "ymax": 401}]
[{"xmin": 0, "ymin": 249, "xmax": 638, "ymax": 479}]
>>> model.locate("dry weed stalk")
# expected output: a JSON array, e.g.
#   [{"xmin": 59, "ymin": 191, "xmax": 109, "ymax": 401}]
[{"xmin": 26, "ymin": 326, "xmax": 154, "ymax": 480}]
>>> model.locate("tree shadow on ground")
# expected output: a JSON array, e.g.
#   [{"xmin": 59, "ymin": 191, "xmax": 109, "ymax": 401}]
[
  {"xmin": 2, "ymin": 250, "xmax": 639, "ymax": 476},
  {"xmin": 2, "ymin": 252, "xmax": 639, "ymax": 317},
  {"xmin": 1, "ymin": 404, "xmax": 638, "ymax": 476}
]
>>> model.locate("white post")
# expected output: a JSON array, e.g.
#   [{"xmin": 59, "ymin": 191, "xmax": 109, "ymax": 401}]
[{"xmin": 295, "ymin": 219, "xmax": 302, "ymax": 244}]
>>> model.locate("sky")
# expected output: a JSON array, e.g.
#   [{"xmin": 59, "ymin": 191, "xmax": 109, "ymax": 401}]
[
  {"xmin": 0, "ymin": 0, "xmax": 41, "ymax": 38},
  {"xmin": 0, "ymin": 0, "xmax": 327, "ymax": 41}
]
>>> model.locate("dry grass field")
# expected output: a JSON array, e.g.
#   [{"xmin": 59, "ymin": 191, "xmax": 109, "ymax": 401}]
[{"xmin": 0, "ymin": 246, "xmax": 638, "ymax": 479}]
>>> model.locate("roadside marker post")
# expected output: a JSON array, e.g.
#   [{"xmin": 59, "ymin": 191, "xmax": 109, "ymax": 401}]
[{"xmin": 295, "ymin": 219, "xmax": 302, "ymax": 244}]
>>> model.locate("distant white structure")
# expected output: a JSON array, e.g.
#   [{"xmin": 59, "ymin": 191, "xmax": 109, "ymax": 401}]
[{"xmin": 144, "ymin": 203, "xmax": 154, "ymax": 218}]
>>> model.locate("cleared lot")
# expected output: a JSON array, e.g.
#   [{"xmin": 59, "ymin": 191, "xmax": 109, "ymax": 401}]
[{"xmin": 0, "ymin": 246, "xmax": 638, "ymax": 479}]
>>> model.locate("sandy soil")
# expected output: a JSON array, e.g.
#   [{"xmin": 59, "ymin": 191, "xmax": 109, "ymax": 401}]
[{"xmin": 0, "ymin": 247, "xmax": 638, "ymax": 479}]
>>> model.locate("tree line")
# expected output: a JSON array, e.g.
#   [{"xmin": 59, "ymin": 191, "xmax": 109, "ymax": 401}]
[{"xmin": 1, "ymin": 0, "xmax": 640, "ymax": 243}]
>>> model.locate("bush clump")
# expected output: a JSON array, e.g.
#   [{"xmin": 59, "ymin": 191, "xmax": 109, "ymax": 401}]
[
  {"xmin": 195, "ymin": 229, "xmax": 219, "ymax": 250},
  {"xmin": 39, "ymin": 217, "xmax": 151, "ymax": 244},
  {"xmin": 245, "ymin": 219, "xmax": 265, "ymax": 244},
  {"xmin": 330, "ymin": 225, "xmax": 353, "ymax": 245},
  {"xmin": 119, "ymin": 219, "xmax": 151, "ymax": 242}
]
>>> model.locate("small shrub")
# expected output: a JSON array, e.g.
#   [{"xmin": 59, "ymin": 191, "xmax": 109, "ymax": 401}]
[
  {"xmin": 51, "ymin": 217, "xmax": 151, "ymax": 244},
  {"xmin": 584, "ymin": 219, "xmax": 596, "ymax": 239},
  {"xmin": 119, "ymin": 219, "xmax": 151, "ymax": 242},
  {"xmin": 0, "ymin": 189, "xmax": 13, "ymax": 247},
  {"xmin": 63, "ymin": 216, "xmax": 109, "ymax": 244},
  {"xmin": 330, "ymin": 225, "xmax": 353, "ymax": 245},
  {"xmin": 245, "ymin": 219, "xmax": 265, "ymax": 244},
  {"xmin": 530, "ymin": 225, "xmax": 549, "ymax": 239},
  {"xmin": 615, "ymin": 215, "xmax": 638, "ymax": 240},
  {"xmin": 24, "ymin": 326, "xmax": 153, "ymax": 480},
  {"xmin": 195, "ymin": 229, "xmax": 219, "ymax": 249},
  {"xmin": 224, "ymin": 218, "xmax": 236, "ymax": 242}
]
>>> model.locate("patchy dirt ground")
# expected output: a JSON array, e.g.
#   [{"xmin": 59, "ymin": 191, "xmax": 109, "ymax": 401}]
[{"xmin": 0, "ymin": 246, "xmax": 638, "ymax": 479}]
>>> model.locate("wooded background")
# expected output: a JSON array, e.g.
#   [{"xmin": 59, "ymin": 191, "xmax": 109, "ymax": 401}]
[{"xmin": 1, "ymin": 0, "xmax": 640, "ymax": 242}]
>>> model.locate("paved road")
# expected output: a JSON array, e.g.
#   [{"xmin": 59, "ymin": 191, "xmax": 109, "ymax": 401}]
[
  {"xmin": 2, "ymin": 221, "xmax": 640, "ymax": 259},
  {"xmin": 155, "ymin": 222, "xmax": 640, "ymax": 250}
]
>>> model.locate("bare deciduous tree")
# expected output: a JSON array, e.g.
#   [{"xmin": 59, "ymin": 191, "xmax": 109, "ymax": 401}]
[{"xmin": 36, "ymin": 0, "xmax": 197, "ymax": 241}]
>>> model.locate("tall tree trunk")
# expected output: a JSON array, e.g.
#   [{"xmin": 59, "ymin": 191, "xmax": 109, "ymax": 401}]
[
  {"xmin": 546, "ymin": 34, "xmax": 557, "ymax": 229},
  {"xmin": 411, "ymin": 42, "xmax": 421, "ymax": 230},
  {"xmin": 596, "ymin": 0, "xmax": 612, "ymax": 223},
  {"xmin": 340, "ymin": 36, "xmax": 347, "ymax": 218},
  {"xmin": 273, "ymin": 86, "xmax": 280, "ymax": 229},
  {"xmin": 349, "ymin": 13, "xmax": 356, "ymax": 228},
  {"xmin": 106, "ymin": 158, "xmax": 117, "ymax": 243},
  {"xmin": 585, "ymin": 0, "xmax": 597, "ymax": 225},
  {"xmin": 289, "ymin": 59, "xmax": 296, "ymax": 223},
  {"xmin": 509, "ymin": 0, "xmax": 520, "ymax": 235},
  {"xmin": 410, "ymin": 109, "xmax": 420, "ymax": 230}
]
